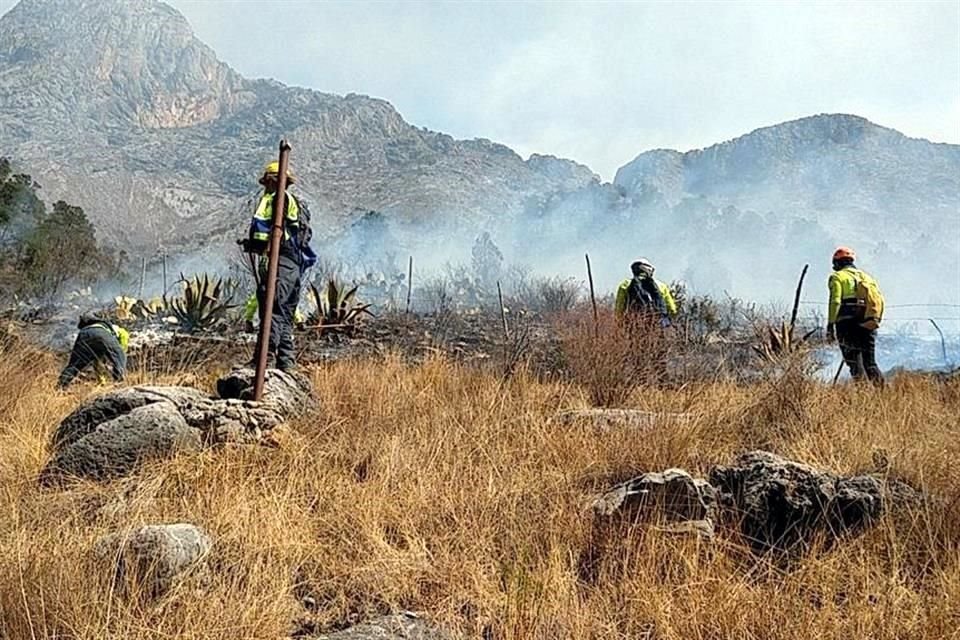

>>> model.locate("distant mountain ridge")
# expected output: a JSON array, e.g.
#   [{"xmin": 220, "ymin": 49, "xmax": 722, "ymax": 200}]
[
  {"xmin": 615, "ymin": 114, "xmax": 959, "ymax": 244},
  {"xmin": 603, "ymin": 113, "xmax": 959, "ymax": 304}
]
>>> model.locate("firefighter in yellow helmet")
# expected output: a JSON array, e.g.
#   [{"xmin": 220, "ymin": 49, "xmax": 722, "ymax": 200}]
[
  {"xmin": 827, "ymin": 247, "xmax": 884, "ymax": 386},
  {"xmin": 241, "ymin": 161, "xmax": 317, "ymax": 371}
]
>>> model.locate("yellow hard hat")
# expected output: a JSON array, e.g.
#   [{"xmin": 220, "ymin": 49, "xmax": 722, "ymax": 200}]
[{"xmin": 260, "ymin": 161, "xmax": 296, "ymax": 185}]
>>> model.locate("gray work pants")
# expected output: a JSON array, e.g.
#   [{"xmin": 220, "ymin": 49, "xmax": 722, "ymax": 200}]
[
  {"xmin": 255, "ymin": 254, "xmax": 302, "ymax": 370},
  {"xmin": 57, "ymin": 326, "xmax": 126, "ymax": 388}
]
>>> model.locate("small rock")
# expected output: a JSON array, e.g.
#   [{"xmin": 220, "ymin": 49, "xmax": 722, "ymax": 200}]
[
  {"xmin": 593, "ymin": 468, "xmax": 717, "ymax": 523},
  {"xmin": 95, "ymin": 523, "xmax": 212, "ymax": 598},
  {"xmin": 557, "ymin": 409, "xmax": 692, "ymax": 432}
]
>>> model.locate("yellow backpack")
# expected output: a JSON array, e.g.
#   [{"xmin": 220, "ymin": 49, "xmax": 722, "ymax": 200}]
[{"xmin": 853, "ymin": 271, "xmax": 885, "ymax": 330}]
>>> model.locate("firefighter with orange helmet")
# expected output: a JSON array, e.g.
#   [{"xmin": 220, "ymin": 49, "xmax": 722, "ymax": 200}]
[{"xmin": 827, "ymin": 247, "xmax": 885, "ymax": 386}]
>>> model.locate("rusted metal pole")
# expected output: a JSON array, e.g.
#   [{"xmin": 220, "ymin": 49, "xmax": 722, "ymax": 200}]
[
  {"xmin": 405, "ymin": 255, "xmax": 413, "ymax": 314},
  {"xmin": 585, "ymin": 253, "xmax": 598, "ymax": 337},
  {"xmin": 929, "ymin": 318, "xmax": 948, "ymax": 367},
  {"xmin": 253, "ymin": 140, "xmax": 291, "ymax": 401}
]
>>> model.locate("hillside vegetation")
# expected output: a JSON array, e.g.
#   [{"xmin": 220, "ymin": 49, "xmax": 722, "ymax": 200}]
[{"xmin": 1, "ymin": 331, "xmax": 958, "ymax": 639}]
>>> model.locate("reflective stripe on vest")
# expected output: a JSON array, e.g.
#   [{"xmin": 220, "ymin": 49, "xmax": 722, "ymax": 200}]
[{"xmin": 252, "ymin": 192, "xmax": 300, "ymax": 242}]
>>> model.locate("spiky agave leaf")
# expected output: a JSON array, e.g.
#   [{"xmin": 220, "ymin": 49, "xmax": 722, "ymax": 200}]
[
  {"xmin": 305, "ymin": 277, "xmax": 375, "ymax": 331},
  {"xmin": 170, "ymin": 273, "xmax": 238, "ymax": 332},
  {"xmin": 755, "ymin": 319, "xmax": 818, "ymax": 364}
]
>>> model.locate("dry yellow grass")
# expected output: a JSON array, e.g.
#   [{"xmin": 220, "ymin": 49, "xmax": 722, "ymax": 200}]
[{"xmin": 0, "ymin": 337, "xmax": 958, "ymax": 639}]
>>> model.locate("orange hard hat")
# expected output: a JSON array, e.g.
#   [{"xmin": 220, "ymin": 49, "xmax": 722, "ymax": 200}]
[{"xmin": 832, "ymin": 246, "xmax": 856, "ymax": 262}]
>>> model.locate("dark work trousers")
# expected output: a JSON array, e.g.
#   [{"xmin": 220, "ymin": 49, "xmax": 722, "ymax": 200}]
[
  {"xmin": 256, "ymin": 254, "xmax": 302, "ymax": 370},
  {"xmin": 836, "ymin": 320, "xmax": 884, "ymax": 386},
  {"xmin": 57, "ymin": 326, "xmax": 126, "ymax": 388}
]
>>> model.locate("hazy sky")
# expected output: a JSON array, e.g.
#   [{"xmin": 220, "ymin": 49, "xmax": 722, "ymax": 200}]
[{"xmin": 4, "ymin": 0, "xmax": 959, "ymax": 179}]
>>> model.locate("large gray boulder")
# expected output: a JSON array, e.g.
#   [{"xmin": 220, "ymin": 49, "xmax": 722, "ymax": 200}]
[
  {"xmin": 50, "ymin": 386, "xmax": 160, "ymax": 451},
  {"xmin": 709, "ymin": 450, "xmax": 885, "ymax": 551},
  {"xmin": 589, "ymin": 451, "xmax": 922, "ymax": 556},
  {"xmin": 41, "ymin": 402, "xmax": 201, "ymax": 485},
  {"xmin": 41, "ymin": 373, "xmax": 302, "ymax": 484},
  {"xmin": 582, "ymin": 468, "xmax": 717, "ymax": 583},
  {"xmin": 95, "ymin": 523, "xmax": 212, "ymax": 598}
]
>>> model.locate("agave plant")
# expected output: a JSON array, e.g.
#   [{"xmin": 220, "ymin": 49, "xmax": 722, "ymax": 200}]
[
  {"xmin": 752, "ymin": 264, "xmax": 817, "ymax": 364},
  {"xmin": 753, "ymin": 320, "xmax": 818, "ymax": 363},
  {"xmin": 143, "ymin": 296, "xmax": 168, "ymax": 316},
  {"xmin": 307, "ymin": 279, "xmax": 374, "ymax": 333},
  {"xmin": 169, "ymin": 273, "xmax": 238, "ymax": 332}
]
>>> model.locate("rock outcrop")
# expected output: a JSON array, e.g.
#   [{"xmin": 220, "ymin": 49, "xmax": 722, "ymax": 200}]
[
  {"xmin": 42, "ymin": 399, "xmax": 202, "ymax": 484},
  {"xmin": 40, "ymin": 369, "xmax": 312, "ymax": 484},
  {"xmin": 216, "ymin": 366, "xmax": 312, "ymax": 415},
  {"xmin": 592, "ymin": 450, "xmax": 924, "ymax": 554},
  {"xmin": 709, "ymin": 450, "xmax": 886, "ymax": 551},
  {"xmin": 95, "ymin": 523, "xmax": 212, "ymax": 598}
]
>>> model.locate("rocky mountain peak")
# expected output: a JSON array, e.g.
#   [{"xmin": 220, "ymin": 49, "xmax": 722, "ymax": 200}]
[
  {"xmin": 0, "ymin": 0, "xmax": 247, "ymax": 128},
  {"xmin": 614, "ymin": 113, "xmax": 924, "ymax": 202},
  {"xmin": 526, "ymin": 154, "xmax": 600, "ymax": 191},
  {"xmin": 712, "ymin": 113, "xmax": 895, "ymax": 155},
  {"xmin": 0, "ymin": 0, "xmax": 600, "ymax": 250}
]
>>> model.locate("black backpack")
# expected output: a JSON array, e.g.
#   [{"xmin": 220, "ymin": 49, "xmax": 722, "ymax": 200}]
[
  {"xmin": 289, "ymin": 194, "xmax": 312, "ymax": 250},
  {"xmin": 626, "ymin": 276, "xmax": 664, "ymax": 314},
  {"xmin": 288, "ymin": 194, "xmax": 317, "ymax": 269}
]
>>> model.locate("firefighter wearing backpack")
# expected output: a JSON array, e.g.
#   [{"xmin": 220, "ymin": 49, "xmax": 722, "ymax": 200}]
[
  {"xmin": 242, "ymin": 161, "xmax": 317, "ymax": 371},
  {"xmin": 826, "ymin": 247, "xmax": 885, "ymax": 385},
  {"xmin": 614, "ymin": 258, "xmax": 677, "ymax": 325},
  {"xmin": 57, "ymin": 313, "xmax": 129, "ymax": 388}
]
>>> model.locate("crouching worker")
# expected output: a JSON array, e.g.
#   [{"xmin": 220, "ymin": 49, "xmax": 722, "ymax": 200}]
[{"xmin": 57, "ymin": 313, "xmax": 129, "ymax": 389}]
